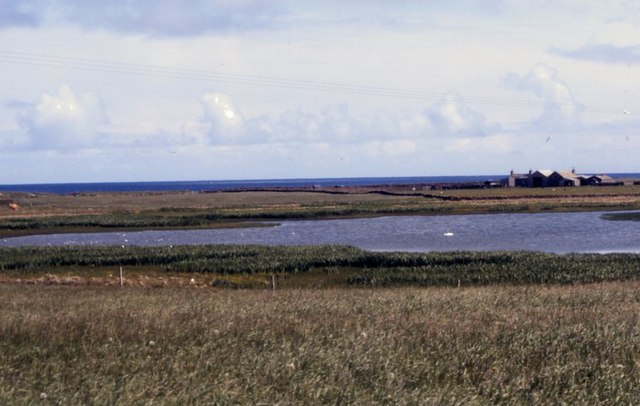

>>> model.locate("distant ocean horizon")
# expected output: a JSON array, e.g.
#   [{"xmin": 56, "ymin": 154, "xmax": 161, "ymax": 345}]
[{"xmin": 1, "ymin": 173, "xmax": 639, "ymax": 194}]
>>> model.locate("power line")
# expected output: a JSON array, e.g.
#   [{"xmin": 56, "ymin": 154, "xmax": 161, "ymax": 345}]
[{"xmin": 0, "ymin": 49, "xmax": 628, "ymax": 116}]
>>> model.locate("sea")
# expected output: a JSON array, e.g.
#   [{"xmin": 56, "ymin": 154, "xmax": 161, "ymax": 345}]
[{"xmin": 1, "ymin": 173, "xmax": 639, "ymax": 194}]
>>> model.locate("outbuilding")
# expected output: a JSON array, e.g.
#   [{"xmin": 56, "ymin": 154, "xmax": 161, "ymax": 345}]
[
  {"xmin": 548, "ymin": 170, "xmax": 581, "ymax": 187},
  {"xmin": 528, "ymin": 170, "xmax": 553, "ymax": 188},
  {"xmin": 582, "ymin": 175, "xmax": 615, "ymax": 185}
]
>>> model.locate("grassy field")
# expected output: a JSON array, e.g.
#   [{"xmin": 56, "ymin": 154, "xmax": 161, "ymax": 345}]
[
  {"xmin": 1, "ymin": 282, "xmax": 639, "ymax": 404},
  {"xmin": 1, "ymin": 185, "xmax": 640, "ymax": 236}
]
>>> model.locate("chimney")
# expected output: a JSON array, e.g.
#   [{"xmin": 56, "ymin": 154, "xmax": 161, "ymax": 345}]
[{"xmin": 571, "ymin": 167, "xmax": 576, "ymax": 174}]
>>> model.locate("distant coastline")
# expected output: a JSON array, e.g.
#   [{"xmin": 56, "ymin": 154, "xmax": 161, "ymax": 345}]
[{"xmin": 2, "ymin": 173, "xmax": 640, "ymax": 194}]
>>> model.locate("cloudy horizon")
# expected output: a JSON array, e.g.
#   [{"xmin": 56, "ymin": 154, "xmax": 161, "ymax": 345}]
[{"xmin": 0, "ymin": 1, "xmax": 638, "ymax": 184}]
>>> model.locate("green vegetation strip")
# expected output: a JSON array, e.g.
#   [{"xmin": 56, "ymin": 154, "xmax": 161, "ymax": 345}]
[
  {"xmin": 602, "ymin": 212, "xmax": 640, "ymax": 221},
  {"xmin": 0, "ymin": 204, "xmax": 453, "ymax": 236},
  {"xmin": 2, "ymin": 245, "xmax": 640, "ymax": 287}
]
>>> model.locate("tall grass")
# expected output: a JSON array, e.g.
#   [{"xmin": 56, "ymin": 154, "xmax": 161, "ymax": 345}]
[
  {"xmin": 1, "ymin": 283, "xmax": 639, "ymax": 403},
  {"xmin": 2, "ymin": 245, "xmax": 640, "ymax": 287}
]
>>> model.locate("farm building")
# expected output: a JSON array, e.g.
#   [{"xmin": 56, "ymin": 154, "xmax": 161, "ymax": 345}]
[
  {"xmin": 504, "ymin": 169, "xmax": 616, "ymax": 188},
  {"xmin": 548, "ymin": 170, "xmax": 581, "ymax": 187},
  {"xmin": 529, "ymin": 170, "xmax": 555, "ymax": 187},
  {"xmin": 506, "ymin": 170, "xmax": 530, "ymax": 187},
  {"xmin": 581, "ymin": 174, "xmax": 615, "ymax": 185},
  {"xmin": 505, "ymin": 169, "xmax": 556, "ymax": 188}
]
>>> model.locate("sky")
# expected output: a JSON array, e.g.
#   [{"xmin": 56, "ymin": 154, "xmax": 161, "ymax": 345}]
[{"xmin": 0, "ymin": 0, "xmax": 639, "ymax": 184}]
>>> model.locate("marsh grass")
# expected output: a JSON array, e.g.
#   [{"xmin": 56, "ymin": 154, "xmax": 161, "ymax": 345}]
[
  {"xmin": 3, "ymin": 245, "xmax": 640, "ymax": 288},
  {"xmin": 1, "ymin": 283, "xmax": 639, "ymax": 404}
]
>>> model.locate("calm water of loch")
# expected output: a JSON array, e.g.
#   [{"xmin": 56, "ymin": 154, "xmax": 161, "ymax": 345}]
[{"xmin": 2, "ymin": 211, "xmax": 639, "ymax": 254}]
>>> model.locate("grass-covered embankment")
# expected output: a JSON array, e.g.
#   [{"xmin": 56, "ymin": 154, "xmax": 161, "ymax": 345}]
[
  {"xmin": 2, "ymin": 245, "xmax": 640, "ymax": 288},
  {"xmin": 1, "ymin": 283, "xmax": 639, "ymax": 403}
]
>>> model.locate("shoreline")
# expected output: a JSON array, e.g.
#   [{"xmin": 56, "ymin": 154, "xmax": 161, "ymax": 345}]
[{"xmin": 2, "ymin": 185, "xmax": 640, "ymax": 237}]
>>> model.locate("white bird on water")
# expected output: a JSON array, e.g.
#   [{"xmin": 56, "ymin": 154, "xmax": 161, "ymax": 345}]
[{"xmin": 443, "ymin": 232, "xmax": 454, "ymax": 237}]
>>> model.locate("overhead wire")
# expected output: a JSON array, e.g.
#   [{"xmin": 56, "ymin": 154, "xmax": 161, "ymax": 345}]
[{"xmin": 0, "ymin": 49, "xmax": 629, "ymax": 117}]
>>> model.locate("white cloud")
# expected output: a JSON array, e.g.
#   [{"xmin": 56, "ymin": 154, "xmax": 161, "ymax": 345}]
[
  {"xmin": 193, "ymin": 90, "xmax": 494, "ymax": 146},
  {"xmin": 502, "ymin": 64, "xmax": 583, "ymax": 130},
  {"xmin": 248, "ymin": 105, "xmax": 362, "ymax": 144},
  {"xmin": 551, "ymin": 43, "xmax": 640, "ymax": 65},
  {"xmin": 16, "ymin": 85, "xmax": 107, "ymax": 149},
  {"xmin": 444, "ymin": 133, "xmax": 514, "ymax": 155},
  {"xmin": 397, "ymin": 112, "xmax": 433, "ymax": 138},
  {"xmin": 426, "ymin": 92, "xmax": 488, "ymax": 137},
  {"xmin": 255, "ymin": 100, "xmax": 489, "ymax": 144},
  {"xmin": 199, "ymin": 92, "xmax": 249, "ymax": 144}
]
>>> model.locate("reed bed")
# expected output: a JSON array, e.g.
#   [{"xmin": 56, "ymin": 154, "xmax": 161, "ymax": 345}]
[
  {"xmin": 1, "ymin": 283, "xmax": 639, "ymax": 404},
  {"xmin": 2, "ymin": 245, "xmax": 640, "ymax": 288}
]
